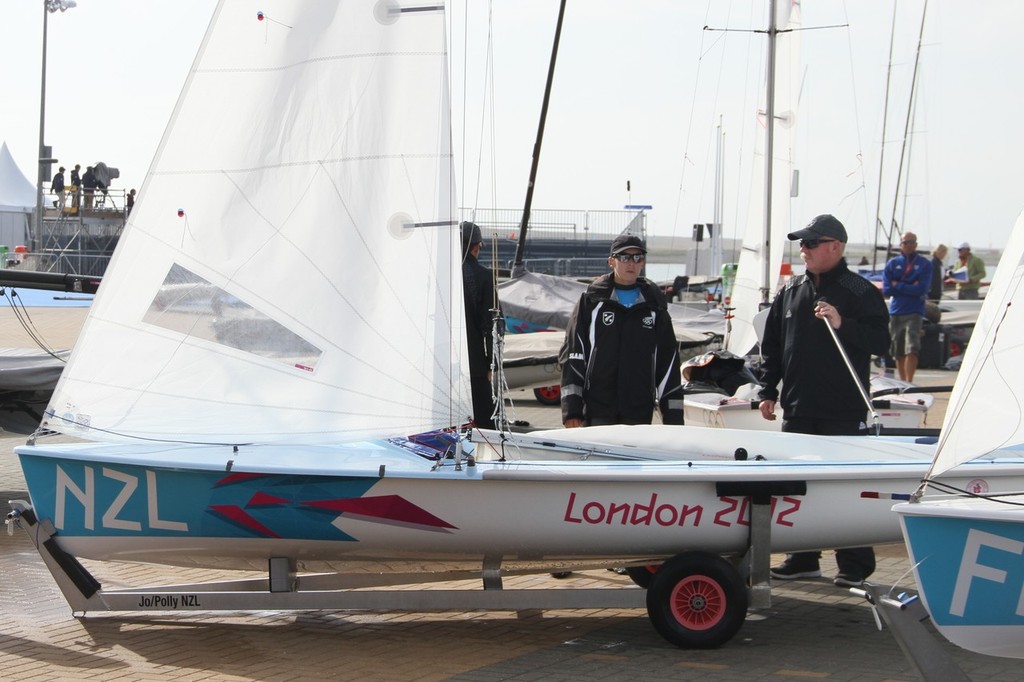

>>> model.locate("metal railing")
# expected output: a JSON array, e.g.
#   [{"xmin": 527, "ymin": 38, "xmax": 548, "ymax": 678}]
[{"xmin": 460, "ymin": 207, "xmax": 647, "ymax": 276}]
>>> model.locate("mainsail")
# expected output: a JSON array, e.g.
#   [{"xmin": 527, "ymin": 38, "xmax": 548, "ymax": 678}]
[
  {"xmin": 42, "ymin": 1, "xmax": 469, "ymax": 445},
  {"xmin": 927, "ymin": 209, "xmax": 1024, "ymax": 479},
  {"xmin": 727, "ymin": 0, "xmax": 800, "ymax": 357}
]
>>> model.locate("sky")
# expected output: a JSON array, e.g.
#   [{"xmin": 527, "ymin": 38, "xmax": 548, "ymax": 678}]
[{"xmin": 2, "ymin": 1, "xmax": 1021, "ymax": 253}]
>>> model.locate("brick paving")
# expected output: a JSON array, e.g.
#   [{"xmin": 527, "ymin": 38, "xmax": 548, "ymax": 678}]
[{"xmin": 0, "ymin": 335, "xmax": 1014, "ymax": 680}]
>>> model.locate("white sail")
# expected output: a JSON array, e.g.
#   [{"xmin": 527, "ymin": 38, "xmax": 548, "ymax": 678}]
[
  {"xmin": 727, "ymin": 0, "xmax": 800, "ymax": 356},
  {"xmin": 928, "ymin": 209, "xmax": 1024, "ymax": 478},
  {"xmin": 42, "ymin": 0, "xmax": 469, "ymax": 445}
]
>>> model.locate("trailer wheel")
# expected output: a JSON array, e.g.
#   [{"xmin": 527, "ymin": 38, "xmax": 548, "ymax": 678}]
[
  {"xmin": 533, "ymin": 385, "xmax": 561, "ymax": 406},
  {"xmin": 626, "ymin": 564, "xmax": 661, "ymax": 589},
  {"xmin": 646, "ymin": 551, "xmax": 747, "ymax": 649}
]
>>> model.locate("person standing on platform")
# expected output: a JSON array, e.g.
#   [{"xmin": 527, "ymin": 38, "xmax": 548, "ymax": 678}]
[
  {"xmin": 51, "ymin": 166, "xmax": 66, "ymax": 209},
  {"xmin": 757, "ymin": 214, "xmax": 891, "ymax": 588},
  {"xmin": 882, "ymin": 232, "xmax": 931, "ymax": 383},
  {"xmin": 948, "ymin": 242, "xmax": 986, "ymax": 300},
  {"xmin": 81, "ymin": 166, "xmax": 97, "ymax": 209},
  {"xmin": 559, "ymin": 234, "xmax": 684, "ymax": 428},
  {"xmin": 69, "ymin": 164, "xmax": 82, "ymax": 209},
  {"xmin": 461, "ymin": 221, "xmax": 499, "ymax": 430}
]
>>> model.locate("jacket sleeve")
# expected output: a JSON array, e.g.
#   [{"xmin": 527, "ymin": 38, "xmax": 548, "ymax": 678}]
[
  {"xmin": 757, "ymin": 294, "xmax": 785, "ymax": 401},
  {"xmin": 654, "ymin": 309, "xmax": 684, "ymax": 425},
  {"xmin": 479, "ymin": 273, "xmax": 499, "ymax": 363},
  {"xmin": 905, "ymin": 257, "xmax": 933, "ymax": 299},
  {"xmin": 837, "ymin": 282, "xmax": 891, "ymax": 357},
  {"xmin": 559, "ymin": 294, "xmax": 591, "ymax": 423},
  {"xmin": 969, "ymin": 256, "xmax": 987, "ymax": 285},
  {"xmin": 881, "ymin": 259, "xmax": 896, "ymax": 297}
]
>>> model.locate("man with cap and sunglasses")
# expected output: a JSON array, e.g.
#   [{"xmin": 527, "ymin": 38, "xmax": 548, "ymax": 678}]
[
  {"xmin": 559, "ymin": 234, "xmax": 684, "ymax": 428},
  {"xmin": 461, "ymin": 221, "xmax": 500, "ymax": 429},
  {"xmin": 758, "ymin": 214, "xmax": 891, "ymax": 588}
]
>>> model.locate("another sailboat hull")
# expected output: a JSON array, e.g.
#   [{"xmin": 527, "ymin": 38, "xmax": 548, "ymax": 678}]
[
  {"xmin": 19, "ymin": 436, "xmax": 1024, "ymax": 575},
  {"xmin": 896, "ymin": 499, "xmax": 1024, "ymax": 659}
]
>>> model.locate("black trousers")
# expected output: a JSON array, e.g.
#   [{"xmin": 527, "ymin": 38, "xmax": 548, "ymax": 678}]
[{"xmin": 780, "ymin": 416, "xmax": 876, "ymax": 578}]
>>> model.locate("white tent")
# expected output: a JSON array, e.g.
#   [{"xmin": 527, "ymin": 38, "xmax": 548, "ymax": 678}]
[{"xmin": 0, "ymin": 141, "xmax": 35, "ymax": 255}]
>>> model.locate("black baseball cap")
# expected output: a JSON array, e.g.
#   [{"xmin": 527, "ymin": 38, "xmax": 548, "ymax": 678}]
[
  {"xmin": 610, "ymin": 234, "xmax": 647, "ymax": 256},
  {"xmin": 787, "ymin": 214, "xmax": 848, "ymax": 243}
]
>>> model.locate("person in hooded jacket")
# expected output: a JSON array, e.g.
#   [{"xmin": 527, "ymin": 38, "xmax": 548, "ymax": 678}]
[
  {"xmin": 461, "ymin": 221, "xmax": 499, "ymax": 430},
  {"xmin": 559, "ymin": 234, "xmax": 684, "ymax": 427}
]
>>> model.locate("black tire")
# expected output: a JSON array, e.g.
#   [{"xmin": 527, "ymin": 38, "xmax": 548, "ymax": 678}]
[
  {"xmin": 533, "ymin": 385, "xmax": 561, "ymax": 406},
  {"xmin": 646, "ymin": 551, "xmax": 747, "ymax": 649},
  {"xmin": 626, "ymin": 564, "xmax": 660, "ymax": 589}
]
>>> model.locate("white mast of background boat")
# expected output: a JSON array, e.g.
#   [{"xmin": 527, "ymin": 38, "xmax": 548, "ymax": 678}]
[{"xmin": 722, "ymin": 0, "xmax": 799, "ymax": 357}]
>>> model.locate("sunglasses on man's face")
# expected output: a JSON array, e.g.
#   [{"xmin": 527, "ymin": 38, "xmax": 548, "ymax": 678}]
[
  {"xmin": 799, "ymin": 238, "xmax": 837, "ymax": 250},
  {"xmin": 612, "ymin": 253, "xmax": 645, "ymax": 263}
]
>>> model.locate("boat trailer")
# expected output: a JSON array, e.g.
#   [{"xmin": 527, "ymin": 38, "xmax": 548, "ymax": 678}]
[{"xmin": 7, "ymin": 482, "xmax": 799, "ymax": 649}]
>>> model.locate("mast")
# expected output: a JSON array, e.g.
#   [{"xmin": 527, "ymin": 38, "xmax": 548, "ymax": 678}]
[
  {"xmin": 887, "ymin": 0, "xmax": 928, "ymax": 248},
  {"xmin": 760, "ymin": 0, "xmax": 779, "ymax": 304},
  {"xmin": 511, "ymin": 0, "xmax": 567, "ymax": 277},
  {"xmin": 871, "ymin": 2, "xmax": 899, "ymax": 272}
]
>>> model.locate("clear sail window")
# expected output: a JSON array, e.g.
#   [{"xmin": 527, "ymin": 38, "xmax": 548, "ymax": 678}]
[{"xmin": 144, "ymin": 264, "xmax": 322, "ymax": 371}]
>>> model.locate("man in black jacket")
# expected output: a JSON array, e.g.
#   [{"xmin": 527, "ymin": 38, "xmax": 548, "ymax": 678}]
[
  {"xmin": 461, "ymin": 221, "xmax": 499, "ymax": 429},
  {"xmin": 559, "ymin": 234, "xmax": 684, "ymax": 427},
  {"xmin": 758, "ymin": 214, "xmax": 891, "ymax": 587}
]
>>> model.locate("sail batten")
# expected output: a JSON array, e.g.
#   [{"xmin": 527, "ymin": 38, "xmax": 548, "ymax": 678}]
[{"xmin": 43, "ymin": 0, "xmax": 469, "ymax": 445}]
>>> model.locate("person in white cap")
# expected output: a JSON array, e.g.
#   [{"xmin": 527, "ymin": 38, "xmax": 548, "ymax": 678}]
[{"xmin": 947, "ymin": 242, "xmax": 986, "ymax": 300}]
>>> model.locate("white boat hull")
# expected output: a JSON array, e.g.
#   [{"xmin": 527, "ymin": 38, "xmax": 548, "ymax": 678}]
[
  {"xmin": 18, "ymin": 428, "xmax": 1024, "ymax": 574},
  {"xmin": 896, "ymin": 498, "xmax": 1024, "ymax": 659}
]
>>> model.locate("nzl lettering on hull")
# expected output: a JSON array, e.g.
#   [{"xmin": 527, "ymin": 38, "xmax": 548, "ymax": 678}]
[{"xmin": 18, "ymin": 456, "xmax": 379, "ymax": 541}]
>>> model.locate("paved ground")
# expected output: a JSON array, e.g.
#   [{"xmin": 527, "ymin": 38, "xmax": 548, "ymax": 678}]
[{"xmin": 0, "ymin": 320, "xmax": 1013, "ymax": 681}]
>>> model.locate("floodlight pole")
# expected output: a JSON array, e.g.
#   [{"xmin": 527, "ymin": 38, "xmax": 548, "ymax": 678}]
[
  {"xmin": 36, "ymin": 0, "xmax": 76, "ymax": 254},
  {"xmin": 36, "ymin": 3, "xmax": 50, "ymax": 253}
]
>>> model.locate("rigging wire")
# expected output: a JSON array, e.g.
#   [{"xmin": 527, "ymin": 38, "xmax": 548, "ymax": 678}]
[
  {"xmin": 0, "ymin": 288, "xmax": 68, "ymax": 361},
  {"xmin": 835, "ymin": 0, "xmax": 872, "ymax": 246}
]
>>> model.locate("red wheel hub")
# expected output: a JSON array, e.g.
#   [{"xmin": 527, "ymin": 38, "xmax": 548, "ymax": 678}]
[{"xmin": 669, "ymin": 574, "xmax": 726, "ymax": 630}]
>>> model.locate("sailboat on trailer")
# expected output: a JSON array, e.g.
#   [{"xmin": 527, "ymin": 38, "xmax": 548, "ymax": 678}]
[{"xmin": 9, "ymin": 0, "xmax": 1024, "ymax": 651}]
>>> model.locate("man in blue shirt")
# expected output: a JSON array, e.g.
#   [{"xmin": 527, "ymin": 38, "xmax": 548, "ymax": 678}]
[{"xmin": 882, "ymin": 232, "xmax": 932, "ymax": 382}]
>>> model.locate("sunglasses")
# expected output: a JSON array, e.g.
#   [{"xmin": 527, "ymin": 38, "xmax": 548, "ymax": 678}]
[
  {"xmin": 799, "ymin": 238, "xmax": 837, "ymax": 250},
  {"xmin": 612, "ymin": 253, "xmax": 645, "ymax": 263},
  {"xmin": 901, "ymin": 240, "xmax": 917, "ymax": 245}
]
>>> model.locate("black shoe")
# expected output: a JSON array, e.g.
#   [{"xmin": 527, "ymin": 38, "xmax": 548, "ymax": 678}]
[
  {"xmin": 833, "ymin": 573, "xmax": 865, "ymax": 588},
  {"xmin": 770, "ymin": 561, "xmax": 822, "ymax": 580},
  {"xmin": 550, "ymin": 571, "xmax": 572, "ymax": 579}
]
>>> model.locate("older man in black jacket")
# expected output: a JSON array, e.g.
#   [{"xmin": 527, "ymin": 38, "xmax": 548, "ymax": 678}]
[{"xmin": 758, "ymin": 214, "xmax": 891, "ymax": 588}]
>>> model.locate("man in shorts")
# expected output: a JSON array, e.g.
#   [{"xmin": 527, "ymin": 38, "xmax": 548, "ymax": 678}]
[{"xmin": 882, "ymin": 231, "xmax": 932, "ymax": 382}]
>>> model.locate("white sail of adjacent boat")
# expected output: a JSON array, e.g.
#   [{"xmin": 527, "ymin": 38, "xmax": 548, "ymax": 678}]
[
  {"xmin": 727, "ymin": 0, "xmax": 800, "ymax": 357},
  {"xmin": 925, "ymin": 209, "xmax": 1024, "ymax": 481},
  {"xmin": 41, "ymin": 0, "xmax": 470, "ymax": 445}
]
